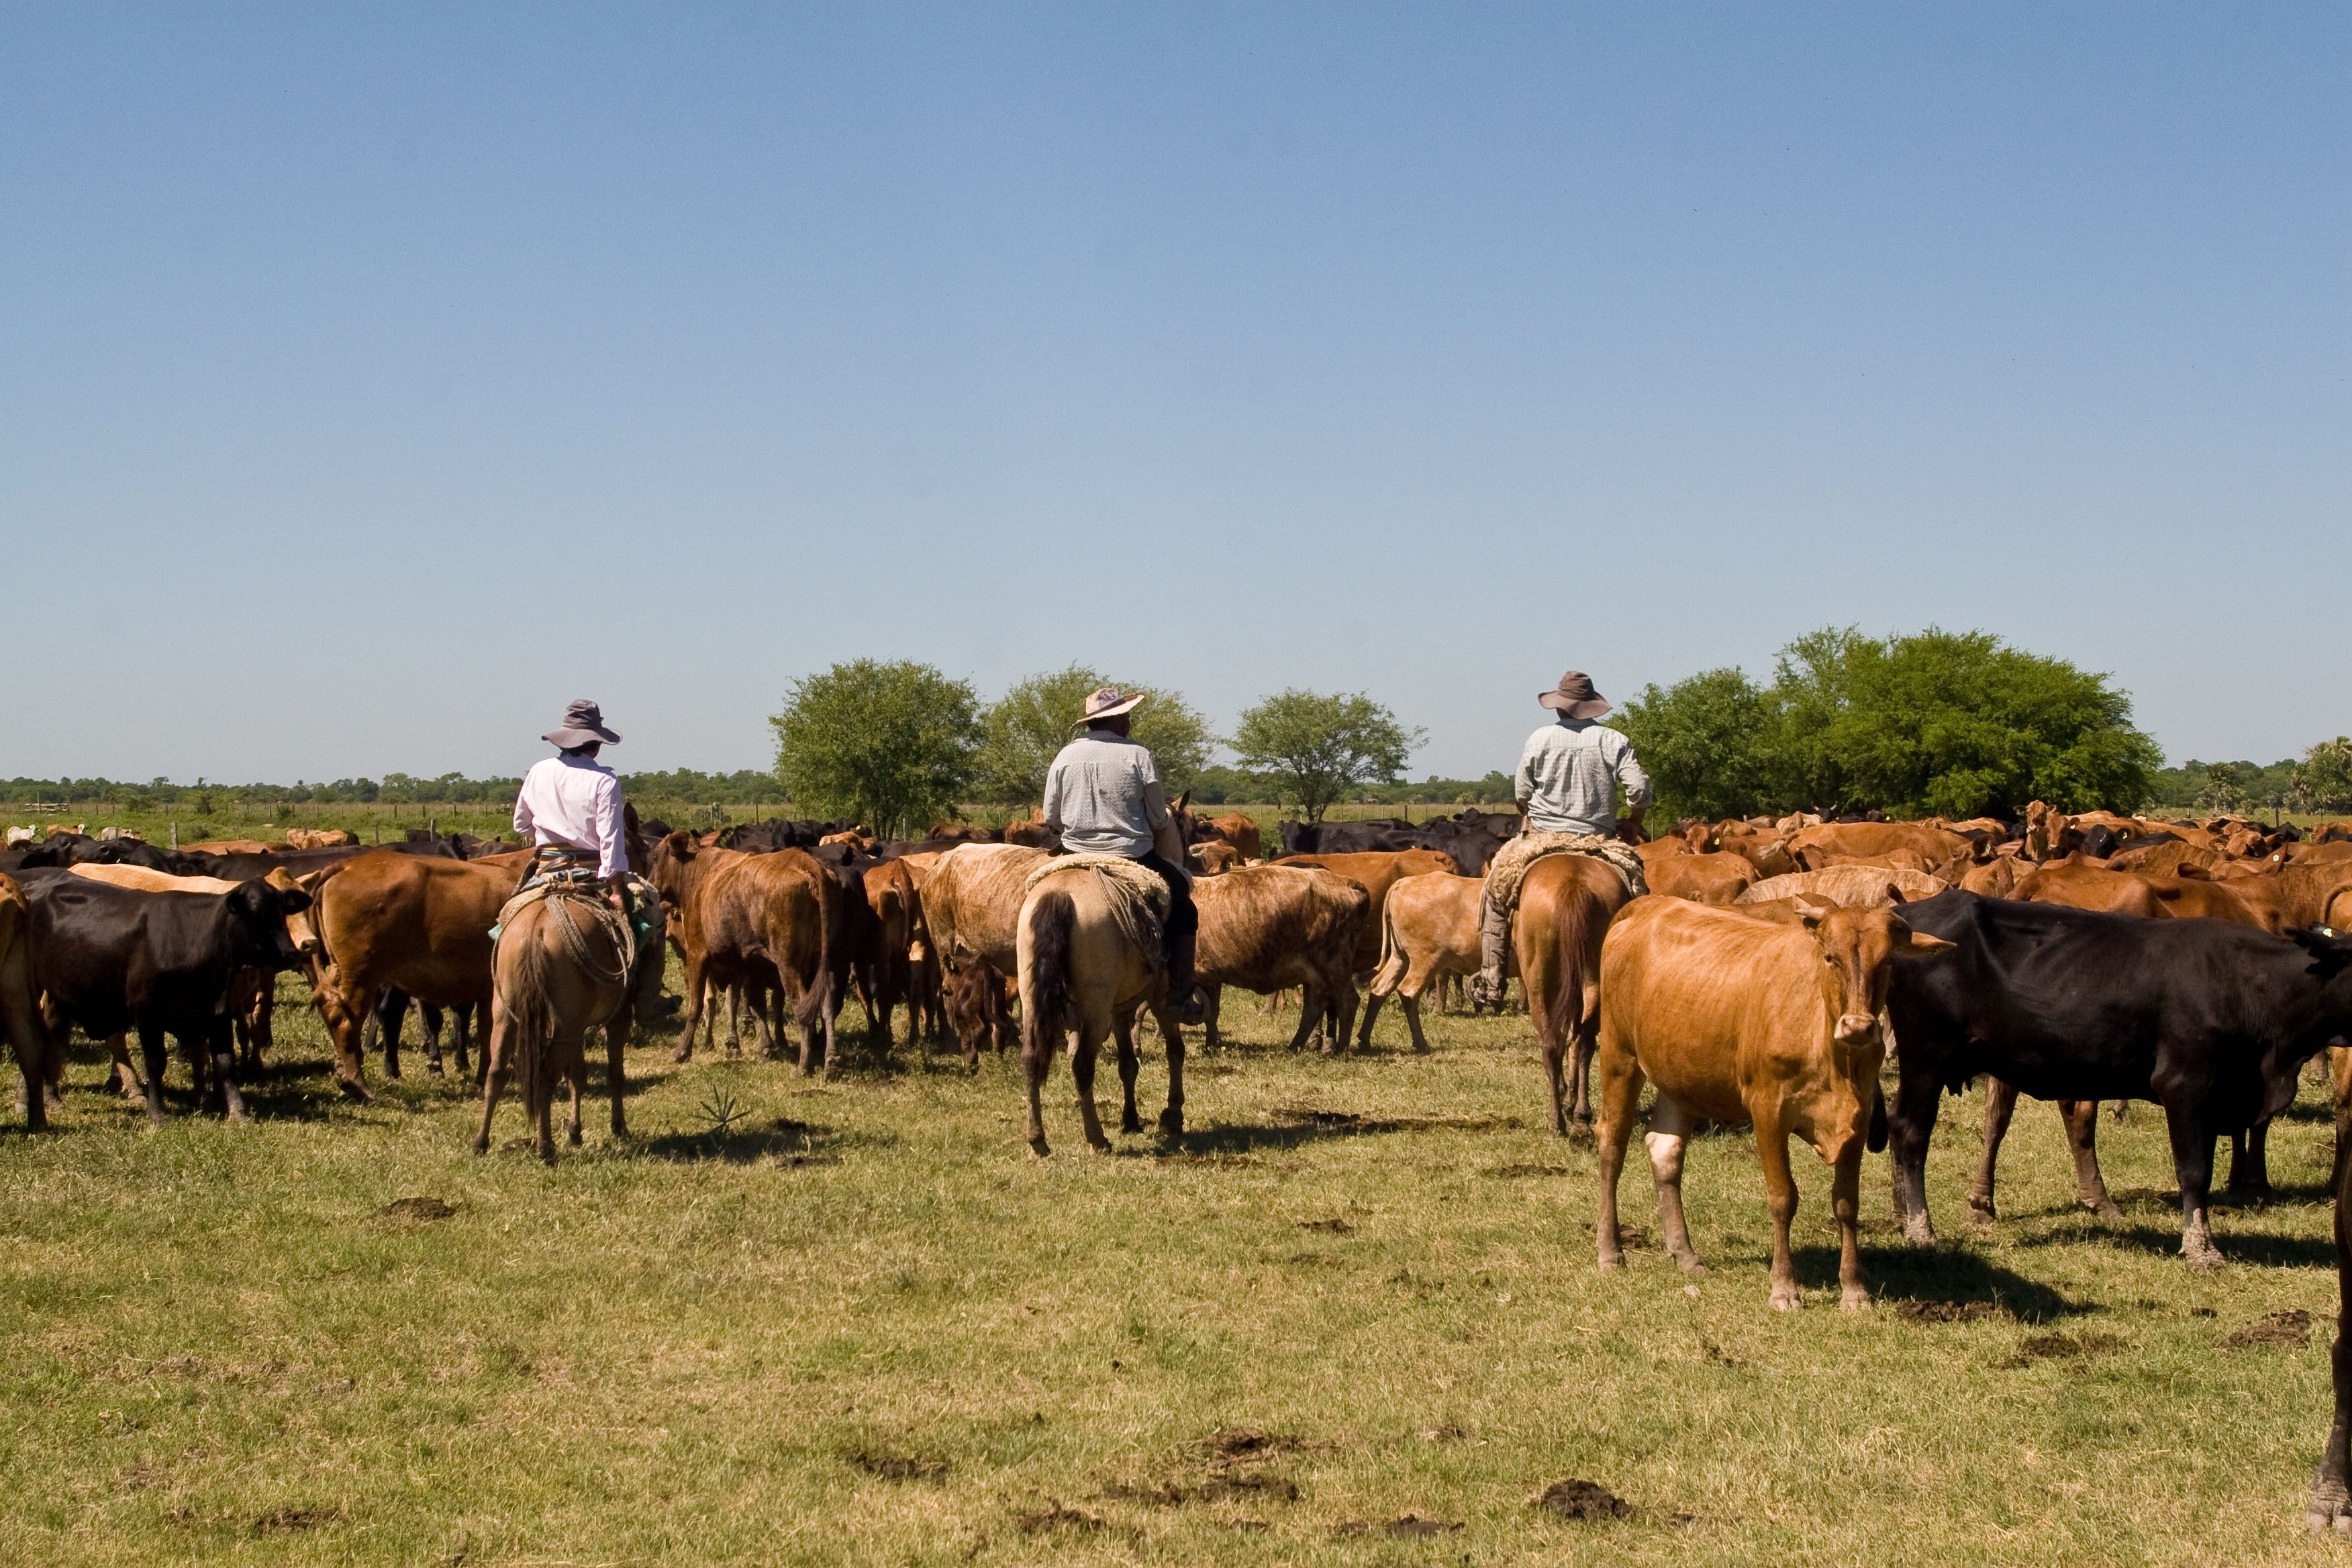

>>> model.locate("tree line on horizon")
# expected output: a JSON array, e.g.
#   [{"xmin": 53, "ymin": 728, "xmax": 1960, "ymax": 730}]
[{"xmin": 7, "ymin": 630, "xmax": 2347, "ymax": 833}]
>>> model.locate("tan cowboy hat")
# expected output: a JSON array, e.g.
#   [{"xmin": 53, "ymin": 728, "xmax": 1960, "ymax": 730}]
[
  {"xmin": 1538, "ymin": 671, "xmax": 1611, "ymax": 720},
  {"xmin": 544, "ymin": 698, "xmax": 622, "ymax": 748},
  {"xmin": 1077, "ymin": 685, "xmax": 1145, "ymax": 726}
]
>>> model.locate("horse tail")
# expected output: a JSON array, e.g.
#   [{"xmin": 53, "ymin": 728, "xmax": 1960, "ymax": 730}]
[
  {"xmin": 1024, "ymin": 887, "xmax": 1076, "ymax": 1052},
  {"xmin": 505, "ymin": 908, "xmax": 558, "ymax": 1116}
]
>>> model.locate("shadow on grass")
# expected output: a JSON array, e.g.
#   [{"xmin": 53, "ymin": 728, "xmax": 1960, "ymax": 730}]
[
  {"xmin": 2012, "ymin": 1220, "xmax": 2336, "ymax": 1269},
  {"xmin": 1801, "ymin": 1243, "xmax": 2095, "ymax": 1323},
  {"xmin": 1167, "ymin": 1106, "xmax": 1530, "ymax": 1157}
]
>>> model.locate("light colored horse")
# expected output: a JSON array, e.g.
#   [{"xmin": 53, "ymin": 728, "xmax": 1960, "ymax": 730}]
[
  {"xmin": 1515, "ymin": 853, "xmax": 1636, "ymax": 1136},
  {"xmin": 1015, "ymin": 864, "xmax": 1187, "ymax": 1157},
  {"xmin": 474, "ymin": 887, "xmax": 663, "ymax": 1163}
]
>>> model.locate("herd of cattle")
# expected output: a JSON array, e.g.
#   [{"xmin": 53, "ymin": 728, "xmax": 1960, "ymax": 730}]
[{"xmin": 9, "ymin": 795, "xmax": 2352, "ymax": 1523}]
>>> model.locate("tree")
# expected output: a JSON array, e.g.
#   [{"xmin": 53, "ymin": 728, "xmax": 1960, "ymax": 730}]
[
  {"xmin": 769, "ymin": 660, "xmax": 981, "ymax": 838},
  {"xmin": 1596, "ymin": 626, "xmax": 2158, "ymax": 821},
  {"xmin": 2294, "ymin": 739, "xmax": 2352, "ymax": 814},
  {"xmin": 1608, "ymin": 667, "xmax": 1778, "ymax": 822},
  {"xmin": 2193, "ymin": 761, "xmax": 2251, "ymax": 815},
  {"xmin": 971, "ymin": 665, "xmax": 1214, "ymax": 805},
  {"xmin": 1228, "ymin": 690, "xmax": 1421, "ymax": 823}
]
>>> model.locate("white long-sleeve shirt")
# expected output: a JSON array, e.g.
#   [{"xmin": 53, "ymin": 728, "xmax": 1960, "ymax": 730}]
[{"xmin": 513, "ymin": 754, "xmax": 627, "ymax": 877}]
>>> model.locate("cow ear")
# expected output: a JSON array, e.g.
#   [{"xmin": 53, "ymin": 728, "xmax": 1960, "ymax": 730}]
[
  {"xmin": 279, "ymin": 886, "xmax": 313, "ymax": 912},
  {"xmin": 1898, "ymin": 928, "xmax": 1955, "ymax": 958},
  {"xmin": 2294, "ymin": 926, "xmax": 2350, "ymax": 976},
  {"xmin": 1794, "ymin": 893, "xmax": 1836, "ymax": 928},
  {"xmin": 1885, "ymin": 883, "xmax": 1906, "ymax": 905}
]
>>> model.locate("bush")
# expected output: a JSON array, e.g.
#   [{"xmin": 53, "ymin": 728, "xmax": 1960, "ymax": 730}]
[{"xmin": 769, "ymin": 660, "xmax": 981, "ymax": 838}]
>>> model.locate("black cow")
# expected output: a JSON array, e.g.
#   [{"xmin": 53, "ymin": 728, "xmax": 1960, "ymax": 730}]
[
  {"xmin": 721, "ymin": 818, "xmax": 848, "ymax": 853},
  {"xmin": 1883, "ymin": 891, "xmax": 2352, "ymax": 1265},
  {"xmin": 19, "ymin": 870, "xmax": 314, "ymax": 1123}
]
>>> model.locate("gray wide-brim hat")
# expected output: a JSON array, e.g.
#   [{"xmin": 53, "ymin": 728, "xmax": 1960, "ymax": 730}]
[
  {"xmin": 1538, "ymin": 671, "xmax": 1611, "ymax": 720},
  {"xmin": 544, "ymin": 698, "xmax": 622, "ymax": 748}
]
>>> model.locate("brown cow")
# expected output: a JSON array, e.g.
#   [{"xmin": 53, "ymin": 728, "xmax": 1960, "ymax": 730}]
[
  {"xmin": 649, "ymin": 832, "xmax": 838, "ymax": 1074},
  {"xmin": 1738, "ymin": 867, "xmax": 1948, "ymax": 908},
  {"xmin": 1, "ymin": 876, "xmax": 54, "ymax": 1130},
  {"xmin": 1273, "ymin": 848, "xmax": 1459, "ymax": 1048},
  {"xmin": 1789, "ymin": 822, "xmax": 1971, "ymax": 873},
  {"xmin": 1645, "ymin": 851, "xmax": 1757, "ymax": 906},
  {"xmin": 308, "ymin": 851, "xmax": 526, "ymax": 1097},
  {"xmin": 1188, "ymin": 840, "xmax": 1246, "ymax": 876},
  {"xmin": 1594, "ymin": 895, "xmax": 1953, "ymax": 1309},
  {"xmin": 860, "ymin": 859, "xmax": 928, "ymax": 1048},
  {"xmin": 1366, "ymin": 871, "xmax": 1484, "ymax": 1054},
  {"xmin": 1516, "ymin": 853, "xmax": 1635, "ymax": 1135},
  {"xmin": 1191, "ymin": 865, "xmax": 1369, "ymax": 1054},
  {"xmin": 1202, "ymin": 813, "xmax": 1265, "ymax": 861},
  {"xmin": 1711, "ymin": 826, "xmax": 1798, "ymax": 879}
]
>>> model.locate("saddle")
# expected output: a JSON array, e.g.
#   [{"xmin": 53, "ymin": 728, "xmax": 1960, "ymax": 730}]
[
  {"xmin": 1023, "ymin": 853, "xmax": 1172, "ymax": 969},
  {"xmin": 1484, "ymin": 832, "xmax": 1649, "ymax": 914}
]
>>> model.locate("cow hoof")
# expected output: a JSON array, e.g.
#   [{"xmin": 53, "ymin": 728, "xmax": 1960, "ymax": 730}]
[
  {"xmin": 1900, "ymin": 1217, "xmax": 1936, "ymax": 1248},
  {"xmin": 1087, "ymin": 1138, "xmax": 1112, "ymax": 1155},
  {"xmin": 1597, "ymin": 1251, "xmax": 1625, "ymax": 1273},
  {"xmin": 1673, "ymin": 1255, "xmax": 1709, "ymax": 1277},
  {"xmin": 670, "ymin": 1046, "xmax": 694, "ymax": 1064},
  {"xmin": 1966, "ymin": 1194, "xmax": 1996, "ymax": 1222},
  {"xmin": 1027, "ymin": 1138, "xmax": 1051, "ymax": 1160},
  {"xmin": 2089, "ymin": 1199, "xmax": 2123, "ymax": 1221},
  {"xmin": 1841, "ymin": 1288, "xmax": 1872, "ymax": 1312},
  {"xmin": 336, "ymin": 1078, "xmax": 374, "ymax": 1104},
  {"xmin": 2184, "ymin": 1246, "xmax": 2224, "ymax": 1271},
  {"xmin": 1769, "ymin": 1290, "xmax": 1802, "ymax": 1312},
  {"xmin": 471, "ymin": 1138, "xmax": 489, "ymax": 1157},
  {"xmin": 426, "ymin": 1061, "xmax": 446, "ymax": 1078},
  {"xmin": 383, "ymin": 1062, "xmax": 401, "ymax": 1081},
  {"xmin": 1157, "ymin": 1108, "xmax": 1184, "ymax": 1137},
  {"xmin": 1120, "ymin": 1115, "xmax": 1143, "ymax": 1135}
]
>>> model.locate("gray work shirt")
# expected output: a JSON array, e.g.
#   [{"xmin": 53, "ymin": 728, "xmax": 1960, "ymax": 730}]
[
  {"xmin": 1514, "ymin": 719, "xmax": 1652, "ymax": 836},
  {"xmin": 1041, "ymin": 732, "xmax": 1170, "ymax": 858}
]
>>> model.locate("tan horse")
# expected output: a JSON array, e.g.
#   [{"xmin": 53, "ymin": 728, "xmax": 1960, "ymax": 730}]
[
  {"xmin": 1015, "ymin": 863, "xmax": 1187, "ymax": 1157},
  {"xmin": 474, "ymin": 887, "xmax": 663, "ymax": 1163},
  {"xmin": 1514, "ymin": 853, "xmax": 1636, "ymax": 1136}
]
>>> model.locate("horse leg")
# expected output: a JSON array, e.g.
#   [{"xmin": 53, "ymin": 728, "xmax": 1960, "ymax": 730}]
[
  {"xmin": 473, "ymin": 1006, "xmax": 513, "ymax": 1155},
  {"xmin": 1071, "ymin": 1016, "xmax": 1112, "ymax": 1154},
  {"xmin": 1540, "ymin": 1023, "xmax": 1571, "ymax": 1138},
  {"xmin": 1022, "ymin": 1014, "xmax": 1053, "ymax": 1159},
  {"xmin": 1968, "ymin": 1078, "xmax": 2019, "ymax": 1220},
  {"xmin": 1157, "ymin": 1001, "xmax": 1186, "ymax": 1138},
  {"xmin": 606, "ymin": 1014, "xmax": 629, "ymax": 1139},
  {"xmin": 565, "ymin": 1038, "xmax": 584, "ymax": 1147},
  {"xmin": 1113, "ymin": 1010, "xmax": 1142, "ymax": 1135}
]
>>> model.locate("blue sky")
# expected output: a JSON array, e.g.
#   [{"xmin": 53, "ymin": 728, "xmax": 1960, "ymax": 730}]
[{"xmin": 4, "ymin": 5, "xmax": 2344, "ymax": 783}]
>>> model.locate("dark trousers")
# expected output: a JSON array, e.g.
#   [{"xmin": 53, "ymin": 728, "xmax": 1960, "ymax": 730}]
[{"xmin": 1134, "ymin": 850, "xmax": 1198, "ymax": 949}]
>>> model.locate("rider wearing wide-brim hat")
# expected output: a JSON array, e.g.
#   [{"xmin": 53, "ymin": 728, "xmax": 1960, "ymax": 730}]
[
  {"xmin": 1038, "ymin": 685, "xmax": 1207, "ymax": 1024},
  {"xmin": 513, "ymin": 699, "xmax": 630, "ymax": 910},
  {"xmin": 1468, "ymin": 671, "xmax": 1653, "ymax": 1007}
]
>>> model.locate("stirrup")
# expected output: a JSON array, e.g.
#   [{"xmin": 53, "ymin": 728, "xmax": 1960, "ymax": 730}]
[{"xmin": 1167, "ymin": 988, "xmax": 1207, "ymax": 1026}]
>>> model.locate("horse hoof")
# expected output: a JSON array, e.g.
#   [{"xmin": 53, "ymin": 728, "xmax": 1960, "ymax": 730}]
[
  {"xmin": 1121, "ymin": 1117, "xmax": 1143, "ymax": 1135},
  {"xmin": 1157, "ymin": 1109, "xmax": 1183, "ymax": 1137}
]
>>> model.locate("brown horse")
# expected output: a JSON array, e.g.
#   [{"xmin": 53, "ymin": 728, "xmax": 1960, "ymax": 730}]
[
  {"xmin": 474, "ymin": 885, "xmax": 663, "ymax": 1163},
  {"xmin": 1514, "ymin": 853, "xmax": 1635, "ymax": 1136},
  {"xmin": 1016, "ymin": 862, "xmax": 1187, "ymax": 1157}
]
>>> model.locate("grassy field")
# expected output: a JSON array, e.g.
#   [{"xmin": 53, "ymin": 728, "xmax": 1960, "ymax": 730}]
[{"xmin": 2, "ymin": 962, "xmax": 2344, "ymax": 1567}]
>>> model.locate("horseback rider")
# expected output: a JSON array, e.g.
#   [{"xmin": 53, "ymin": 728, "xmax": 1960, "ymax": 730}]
[
  {"xmin": 513, "ymin": 699, "xmax": 630, "ymax": 911},
  {"xmin": 1040, "ymin": 685, "xmax": 1206, "ymax": 1024},
  {"xmin": 1469, "ymin": 671, "xmax": 1652, "ymax": 1007}
]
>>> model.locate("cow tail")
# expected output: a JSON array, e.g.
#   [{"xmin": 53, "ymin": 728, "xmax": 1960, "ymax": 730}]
[
  {"xmin": 793, "ymin": 871, "xmax": 836, "ymax": 1031},
  {"xmin": 1369, "ymin": 896, "xmax": 1406, "ymax": 996},
  {"xmin": 1024, "ymin": 889, "xmax": 1076, "ymax": 1053}
]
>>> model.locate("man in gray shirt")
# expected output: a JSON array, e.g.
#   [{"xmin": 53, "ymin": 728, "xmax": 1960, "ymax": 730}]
[
  {"xmin": 1041, "ymin": 685, "xmax": 1204, "ymax": 1022},
  {"xmin": 1471, "ymin": 671, "xmax": 1652, "ymax": 1006}
]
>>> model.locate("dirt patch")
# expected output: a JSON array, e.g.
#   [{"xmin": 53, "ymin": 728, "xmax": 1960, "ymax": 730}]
[
  {"xmin": 1896, "ymin": 1300, "xmax": 2001, "ymax": 1324},
  {"xmin": 1995, "ymin": 1331, "xmax": 2124, "ymax": 1368},
  {"xmin": 2226, "ymin": 1309, "xmax": 2313, "ymax": 1349},
  {"xmin": 1206, "ymin": 1426, "xmax": 1297, "ymax": 1460},
  {"xmin": 1698, "ymin": 1336, "xmax": 1746, "ymax": 1369},
  {"xmin": 848, "ymin": 1448, "xmax": 950, "ymax": 1482},
  {"xmin": 1486, "ymin": 1163, "xmax": 1571, "ymax": 1178},
  {"xmin": 1386, "ymin": 1269, "xmax": 1445, "ymax": 1297},
  {"xmin": 1297, "ymin": 1217, "xmax": 1355, "ymax": 1235},
  {"xmin": 1015, "ymin": 1501, "xmax": 1104, "ymax": 1534},
  {"xmin": 379, "ymin": 1196, "xmax": 456, "ymax": 1221},
  {"xmin": 1533, "ymin": 1478, "xmax": 1632, "ymax": 1521}
]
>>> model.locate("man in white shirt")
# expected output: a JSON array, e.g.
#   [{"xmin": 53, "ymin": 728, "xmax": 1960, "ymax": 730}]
[
  {"xmin": 1470, "ymin": 671, "xmax": 1652, "ymax": 1006},
  {"xmin": 513, "ymin": 698, "xmax": 630, "ymax": 908},
  {"xmin": 1040, "ymin": 685, "xmax": 1204, "ymax": 1023}
]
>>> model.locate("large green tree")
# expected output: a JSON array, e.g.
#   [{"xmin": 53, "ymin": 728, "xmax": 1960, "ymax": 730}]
[
  {"xmin": 2295, "ymin": 738, "xmax": 2352, "ymax": 814},
  {"xmin": 971, "ymin": 665, "xmax": 1213, "ymax": 805},
  {"xmin": 769, "ymin": 659, "xmax": 981, "ymax": 838},
  {"xmin": 1604, "ymin": 627, "xmax": 2158, "ymax": 821},
  {"xmin": 1229, "ymin": 689, "xmax": 1421, "ymax": 823}
]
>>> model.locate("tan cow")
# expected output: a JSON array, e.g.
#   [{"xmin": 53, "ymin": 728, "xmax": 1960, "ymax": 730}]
[
  {"xmin": 1645, "ymin": 851, "xmax": 1757, "ymax": 906},
  {"xmin": 1788, "ymin": 822, "xmax": 1972, "ymax": 873},
  {"xmin": 1193, "ymin": 865, "xmax": 1370, "ymax": 1053},
  {"xmin": 1594, "ymin": 895, "xmax": 1953, "ymax": 1310},
  {"xmin": 1738, "ymin": 867, "xmax": 1948, "ymax": 909},
  {"xmin": 914, "ymin": 844, "xmax": 1047, "ymax": 1065},
  {"xmin": 1188, "ymin": 840, "xmax": 1247, "ymax": 876},
  {"xmin": 283, "ymin": 828, "xmax": 358, "ymax": 849},
  {"xmin": 1366, "ymin": 871, "xmax": 1485, "ymax": 1054},
  {"xmin": 1200, "ymin": 813, "xmax": 1265, "ymax": 861},
  {"xmin": 1273, "ymin": 848, "xmax": 1459, "ymax": 1048}
]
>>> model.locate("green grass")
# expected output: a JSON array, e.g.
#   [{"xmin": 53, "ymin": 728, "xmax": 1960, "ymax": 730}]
[{"xmin": 1, "ymin": 965, "xmax": 2341, "ymax": 1566}]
